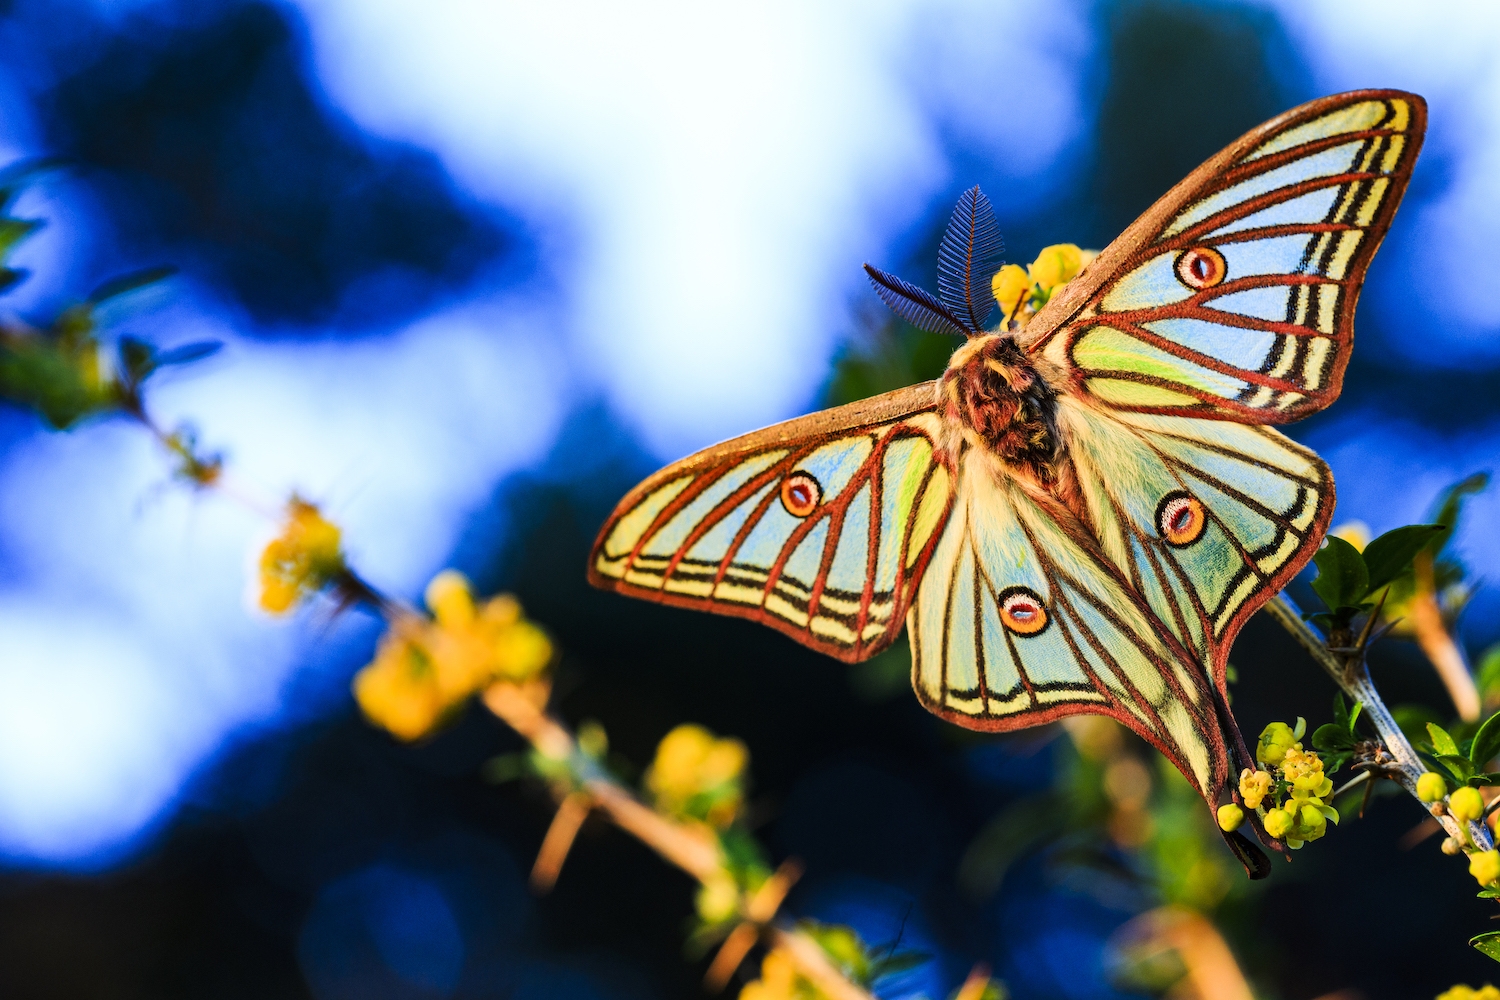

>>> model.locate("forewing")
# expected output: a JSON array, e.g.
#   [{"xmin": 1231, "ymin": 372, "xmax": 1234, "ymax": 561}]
[
  {"xmin": 1059, "ymin": 398, "xmax": 1333, "ymax": 691},
  {"xmin": 589, "ymin": 383, "xmax": 955, "ymax": 662},
  {"xmin": 908, "ymin": 453, "xmax": 1228, "ymax": 800},
  {"xmin": 1025, "ymin": 90, "xmax": 1424, "ymax": 422}
]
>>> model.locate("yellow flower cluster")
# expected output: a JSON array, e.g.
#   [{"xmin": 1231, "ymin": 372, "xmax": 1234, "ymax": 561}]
[
  {"xmin": 991, "ymin": 243, "xmax": 1099, "ymax": 326},
  {"xmin": 646, "ymin": 723, "xmax": 748, "ymax": 829},
  {"xmin": 1438, "ymin": 985, "xmax": 1500, "ymax": 1000},
  {"xmin": 258, "ymin": 498, "xmax": 345, "ymax": 613},
  {"xmin": 739, "ymin": 948, "xmax": 823, "ymax": 1000},
  {"xmin": 353, "ymin": 571, "xmax": 552, "ymax": 741},
  {"xmin": 1252, "ymin": 721, "xmax": 1338, "ymax": 848}
]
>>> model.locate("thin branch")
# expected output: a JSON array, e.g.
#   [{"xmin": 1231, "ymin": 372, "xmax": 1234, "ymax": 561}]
[
  {"xmin": 480, "ymin": 682, "xmax": 876, "ymax": 998},
  {"xmin": 1263, "ymin": 594, "xmax": 1493, "ymax": 852},
  {"xmin": 1411, "ymin": 554, "xmax": 1480, "ymax": 722}
]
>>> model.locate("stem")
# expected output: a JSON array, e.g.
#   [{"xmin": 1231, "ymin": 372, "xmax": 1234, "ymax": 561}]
[
  {"xmin": 1264, "ymin": 595, "xmax": 1493, "ymax": 852},
  {"xmin": 480, "ymin": 682, "xmax": 877, "ymax": 998},
  {"xmin": 1412, "ymin": 554, "xmax": 1480, "ymax": 722}
]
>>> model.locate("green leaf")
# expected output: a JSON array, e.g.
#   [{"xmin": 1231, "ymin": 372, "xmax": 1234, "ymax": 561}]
[
  {"xmin": 1479, "ymin": 645, "xmax": 1500, "ymax": 704},
  {"xmin": 1438, "ymin": 754, "xmax": 1476, "ymax": 781},
  {"xmin": 1311, "ymin": 536, "xmax": 1368, "ymax": 611},
  {"xmin": 117, "ymin": 335, "xmax": 155, "ymax": 382},
  {"xmin": 1480, "ymin": 888, "xmax": 1500, "ymax": 899},
  {"xmin": 1322, "ymin": 750, "xmax": 1353, "ymax": 776},
  {"xmin": 0, "ymin": 216, "xmax": 42, "ymax": 258},
  {"xmin": 868, "ymin": 949, "xmax": 931, "ymax": 981},
  {"xmin": 1311, "ymin": 723, "xmax": 1355, "ymax": 752},
  {"xmin": 1331, "ymin": 692, "xmax": 1350, "ymax": 729},
  {"xmin": 1473, "ymin": 930, "xmax": 1500, "ymax": 963},
  {"xmin": 1473, "ymin": 710, "xmax": 1500, "ymax": 767},
  {"xmin": 1346, "ymin": 700, "xmax": 1364, "ymax": 736},
  {"xmin": 1362, "ymin": 524, "xmax": 1448, "ymax": 594},
  {"xmin": 1430, "ymin": 473, "xmax": 1490, "ymax": 556},
  {"xmin": 1429, "ymin": 722, "xmax": 1461, "ymax": 757},
  {"xmin": 154, "ymin": 340, "xmax": 221, "ymax": 368},
  {"xmin": 88, "ymin": 265, "xmax": 177, "ymax": 305}
]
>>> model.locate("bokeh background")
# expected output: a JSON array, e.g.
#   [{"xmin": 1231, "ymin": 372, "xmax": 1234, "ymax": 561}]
[{"xmin": 0, "ymin": 0, "xmax": 1498, "ymax": 997}]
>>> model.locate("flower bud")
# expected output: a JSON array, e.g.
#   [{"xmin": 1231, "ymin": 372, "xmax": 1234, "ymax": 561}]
[
  {"xmin": 1470, "ymin": 849, "xmax": 1500, "ymax": 887},
  {"xmin": 1217, "ymin": 803, "xmax": 1244, "ymax": 832},
  {"xmin": 991, "ymin": 264, "xmax": 1032, "ymax": 316},
  {"xmin": 1263, "ymin": 807, "xmax": 1293, "ymax": 838},
  {"xmin": 1028, "ymin": 243, "xmax": 1084, "ymax": 292},
  {"xmin": 1257, "ymin": 722, "xmax": 1297, "ymax": 766},
  {"xmin": 1451, "ymin": 786, "xmax": 1485, "ymax": 823},
  {"xmin": 1417, "ymin": 771, "xmax": 1448, "ymax": 803},
  {"xmin": 1442, "ymin": 836, "xmax": 1463, "ymax": 856}
]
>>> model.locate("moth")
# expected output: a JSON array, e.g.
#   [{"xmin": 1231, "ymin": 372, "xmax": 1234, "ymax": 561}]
[{"xmin": 588, "ymin": 90, "xmax": 1425, "ymax": 875}]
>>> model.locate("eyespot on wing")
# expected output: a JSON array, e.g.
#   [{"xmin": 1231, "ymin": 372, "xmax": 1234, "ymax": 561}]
[
  {"xmin": 1157, "ymin": 491, "xmax": 1207, "ymax": 547},
  {"xmin": 780, "ymin": 472, "xmax": 822, "ymax": 518},
  {"xmin": 1175, "ymin": 246, "xmax": 1227, "ymax": 290},
  {"xmin": 998, "ymin": 585, "xmax": 1049, "ymax": 636}
]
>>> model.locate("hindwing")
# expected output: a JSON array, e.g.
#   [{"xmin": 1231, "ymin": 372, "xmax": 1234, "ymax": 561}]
[
  {"xmin": 909, "ymin": 451, "xmax": 1228, "ymax": 799},
  {"xmin": 1059, "ymin": 398, "xmax": 1334, "ymax": 691}
]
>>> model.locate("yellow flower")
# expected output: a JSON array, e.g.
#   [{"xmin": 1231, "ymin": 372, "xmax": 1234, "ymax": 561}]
[
  {"xmin": 1281, "ymin": 744, "xmax": 1325, "ymax": 784},
  {"xmin": 1331, "ymin": 520, "xmax": 1371, "ymax": 552},
  {"xmin": 1028, "ymin": 243, "xmax": 1085, "ymax": 292},
  {"xmin": 696, "ymin": 873, "xmax": 741, "ymax": 925},
  {"xmin": 353, "ymin": 622, "xmax": 445, "ymax": 741},
  {"xmin": 1257, "ymin": 722, "xmax": 1297, "ymax": 767},
  {"xmin": 1238, "ymin": 768, "xmax": 1272, "ymax": 810},
  {"xmin": 1437, "ymin": 986, "xmax": 1500, "ymax": 1000},
  {"xmin": 1263, "ymin": 807, "xmax": 1293, "ymax": 838},
  {"xmin": 353, "ymin": 572, "xmax": 552, "ymax": 741},
  {"xmin": 991, "ymin": 264, "xmax": 1033, "ymax": 318},
  {"xmin": 1217, "ymin": 803, "xmax": 1244, "ymax": 832},
  {"xmin": 647, "ymin": 723, "xmax": 749, "ymax": 828},
  {"xmin": 1470, "ymin": 849, "xmax": 1500, "ymax": 887},
  {"xmin": 257, "ymin": 498, "xmax": 344, "ymax": 613},
  {"xmin": 739, "ymin": 948, "xmax": 809, "ymax": 1000},
  {"xmin": 426, "ymin": 569, "xmax": 475, "ymax": 627},
  {"xmin": 1451, "ymin": 786, "xmax": 1485, "ymax": 823},
  {"xmin": 1417, "ymin": 771, "xmax": 1448, "ymax": 803},
  {"xmin": 1293, "ymin": 803, "xmax": 1328, "ymax": 843}
]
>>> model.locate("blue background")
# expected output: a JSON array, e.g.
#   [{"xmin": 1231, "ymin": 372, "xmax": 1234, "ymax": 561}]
[{"xmin": 0, "ymin": 1, "xmax": 1496, "ymax": 997}]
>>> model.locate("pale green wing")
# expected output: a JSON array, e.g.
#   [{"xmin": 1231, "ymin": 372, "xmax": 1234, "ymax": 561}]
[
  {"xmin": 1028, "ymin": 90, "xmax": 1424, "ymax": 422},
  {"xmin": 907, "ymin": 450, "xmax": 1228, "ymax": 800},
  {"xmin": 589, "ymin": 383, "xmax": 955, "ymax": 662},
  {"xmin": 1058, "ymin": 396, "xmax": 1333, "ymax": 688}
]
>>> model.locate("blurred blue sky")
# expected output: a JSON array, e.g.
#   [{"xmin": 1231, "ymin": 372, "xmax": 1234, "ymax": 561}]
[{"xmin": 0, "ymin": 0, "xmax": 1496, "ymax": 883}]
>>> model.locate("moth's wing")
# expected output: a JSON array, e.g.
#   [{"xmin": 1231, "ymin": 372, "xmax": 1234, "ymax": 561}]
[
  {"xmin": 1023, "ymin": 89, "xmax": 1424, "ymax": 423},
  {"xmin": 1058, "ymin": 397, "xmax": 1333, "ymax": 695},
  {"xmin": 908, "ymin": 452, "xmax": 1229, "ymax": 803},
  {"xmin": 589, "ymin": 382, "xmax": 955, "ymax": 662}
]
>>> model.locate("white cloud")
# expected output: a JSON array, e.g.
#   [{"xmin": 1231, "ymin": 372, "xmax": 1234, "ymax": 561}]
[{"xmin": 292, "ymin": 0, "xmax": 1094, "ymax": 457}]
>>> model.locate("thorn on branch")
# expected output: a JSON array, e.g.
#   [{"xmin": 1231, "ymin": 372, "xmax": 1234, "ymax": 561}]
[{"xmin": 531, "ymin": 791, "xmax": 593, "ymax": 893}]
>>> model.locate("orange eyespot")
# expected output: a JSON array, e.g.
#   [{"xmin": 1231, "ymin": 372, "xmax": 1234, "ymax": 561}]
[
  {"xmin": 780, "ymin": 472, "xmax": 821, "ymax": 517},
  {"xmin": 1175, "ymin": 246, "xmax": 1227, "ymax": 290},
  {"xmin": 1157, "ymin": 491, "xmax": 1207, "ymax": 547},
  {"xmin": 999, "ymin": 586, "xmax": 1049, "ymax": 637}
]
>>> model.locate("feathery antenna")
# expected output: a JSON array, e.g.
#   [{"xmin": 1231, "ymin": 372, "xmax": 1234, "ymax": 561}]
[
  {"xmin": 863, "ymin": 263, "xmax": 971, "ymax": 337},
  {"xmin": 936, "ymin": 185, "xmax": 1004, "ymax": 333}
]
